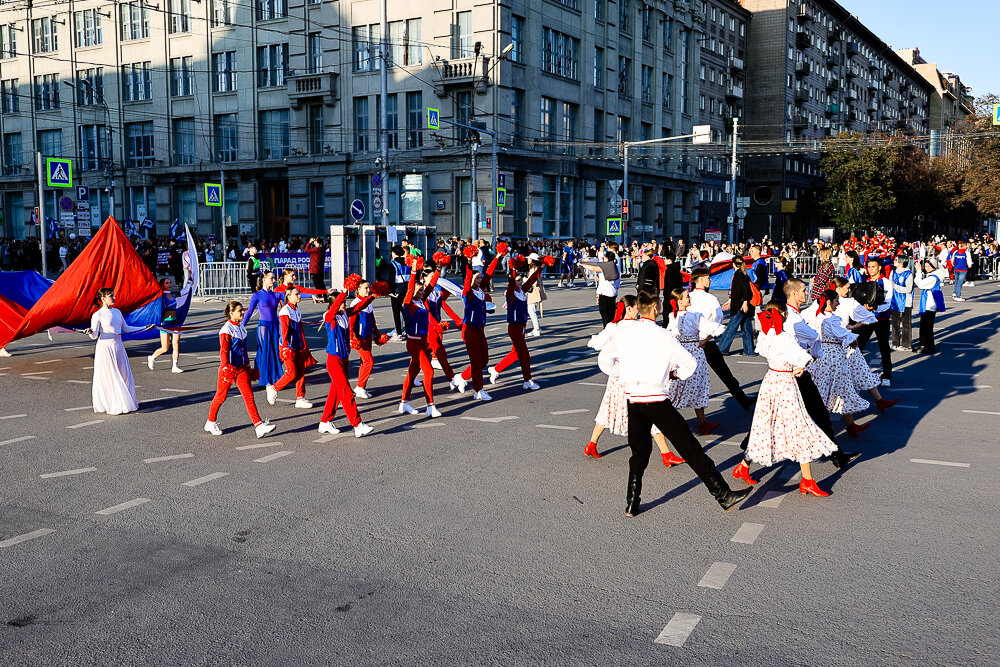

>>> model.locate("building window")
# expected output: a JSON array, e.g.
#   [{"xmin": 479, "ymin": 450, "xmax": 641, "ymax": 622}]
[
  {"xmin": 641, "ymin": 65, "xmax": 652, "ymax": 103},
  {"xmin": 401, "ymin": 173, "xmax": 423, "ymax": 222},
  {"xmin": 542, "ymin": 28, "xmax": 579, "ymax": 80},
  {"xmin": 680, "ymin": 30, "xmax": 689, "ymax": 114},
  {"xmin": 542, "ymin": 176, "xmax": 574, "ymax": 237},
  {"xmin": 259, "ymin": 109, "xmax": 289, "ymax": 159},
  {"xmin": 405, "ymin": 18, "xmax": 422, "ymax": 65},
  {"xmin": 510, "ymin": 15, "xmax": 523, "ymax": 63},
  {"xmin": 387, "ymin": 20, "xmax": 404, "ymax": 67},
  {"xmin": 562, "ymin": 102, "xmax": 576, "ymax": 140},
  {"xmin": 212, "ymin": 0, "xmax": 234, "ymax": 27},
  {"xmin": 33, "ymin": 74, "xmax": 59, "ymax": 111},
  {"xmin": 309, "ymin": 182, "xmax": 325, "ymax": 230},
  {"xmin": 381, "ymin": 93, "xmax": 398, "ymax": 149},
  {"xmin": 456, "ymin": 91, "xmax": 473, "ymax": 140},
  {"xmin": 214, "ymin": 114, "xmax": 238, "ymax": 162},
  {"xmin": 617, "ymin": 115, "xmax": 629, "ymax": 143},
  {"xmin": 617, "ymin": 56, "xmax": 631, "ymax": 98},
  {"xmin": 511, "ymin": 88, "xmax": 524, "ymax": 146},
  {"xmin": 354, "ymin": 97, "xmax": 369, "ymax": 152},
  {"xmin": 37, "ymin": 129, "xmax": 62, "ymax": 157},
  {"xmin": 540, "ymin": 96, "xmax": 554, "ymax": 146},
  {"xmin": 174, "ymin": 186, "xmax": 197, "ymax": 229},
  {"xmin": 258, "ymin": 44, "xmax": 289, "ymax": 88},
  {"xmin": 75, "ymin": 68, "xmax": 104, "ymax": 105},
  {"xmin": 170, "ymin": 57, "xmax": 193, "ymax": 97},
  {"xmin": 663, "ymin": 16, "xmax": 672, "ymax": 52},
  {"xmin": 121, "ymin": 62, "xmax": 151, "ymax": 102},
  {"xmin": 74, "ymin": 9, "xmax": 103, "ymax": 48},
  {"xmin": 120, "ymin": 3, "xmax": 151, "ymax": 41},
  {"xmin": 3, "ymin": 133, "xmax": 23, "ymax": 175},
  {"xmin": 353, "ymin": 25, "xmax": 380, "ymax": 72},
  {"xmin": 593, "ymin": 109, "xmax": 603, "ymax": 143},
  {"xmin": 641, "ymin": 3, "xmax": 651, "ymax": 41},
  {"xmin": 257, "ymin": 0, "xmax": 287, "ymax": 21},
  {"xmin": 1, "ymin": 79, "xmax": 18, "ymax": 114},
  {"xmin": 593, "ymin": 47, "xmax": 603, "ymax": 87},
  {"xmin": 455, "ymin": 11, "xmax": 473, "ymax": 58},
  {"xmin": 594, "ymin": 0, "xmax": 603, "ymax": 20},
  {"xmin": 32, "ymin": 18, "xmax": 58, "ymax": 53},
  {"xmin": 309, "ymin": 104, "xmax": 324, "ymax": 155},
  {"xmin": 663, "ymin": 73, "xmax": 673, "ymax": 110},
  {"xmin": 212, "ymin": 51, "xmax": 237, "ymax": 92},
  {"xmin": 308, "ymin": 33, "xmax": 323, "ymax": 73},
  {"xmin": 169, "ymin": 0, "xmax": 191, "ymax": 34},
  {"xmin": 619, "ymin": 0, "xmax": 630, "ymax": 34},
  {"xmin": 406, "ymin": 91, "xmax": 423, "ymax": 149},
  {"xmin": 173, "ymin": 118, "xmax": 196, "ymax": 165},
  {"xmin": 125, "ymin": 121, "xmax": 154, "ymax": 167},
  {"xmin": 0, "ymin": 24, "xmax": 16, "ymax": 58}
]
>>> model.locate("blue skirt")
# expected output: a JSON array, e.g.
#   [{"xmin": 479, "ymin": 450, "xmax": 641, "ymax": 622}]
[{"xmin": 253, "ymin": 322, "xmax": 283, "ymax": 387}]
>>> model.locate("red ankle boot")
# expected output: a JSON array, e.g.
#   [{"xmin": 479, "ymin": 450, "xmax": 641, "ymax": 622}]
[
  {"xmin": 876, "ymin": 398, "xmax": 898, "ymax": 412},
  {"xmin": 732, "ymin": 461, "xmax": 759, "ymax": 485},
  {"xmin": 661, "ymin": 452, "xmax": 685, "ymax": 467},
  {"xmin": 799, "ymin": 478, "xmax": 829, "ymax": 497},
  {"xmin": 698, "ymin": 421, "xmax": 720, "ymax": 436},
  {"xmin": 845, "ymin": 422, "xmax": 869, "ymax": 437},
  {"xmin": 584, "ymin": 441, "xmax": 601, "ymax": 459}
]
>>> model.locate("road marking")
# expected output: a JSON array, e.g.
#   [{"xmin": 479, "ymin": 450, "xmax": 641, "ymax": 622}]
[
  {"xmin": 731, "ymin": 523, "xmax": 765, "ymax": 545},
  {"xmin": 941, "ymin": 372, "xmax": 978, "ymax": 377},
  {"xmin": 0, "ymin": 436, "xmax": 36, "ymax": 447},
  {"xmin": 698, "ymin": 562, "xmax": 737, "ymax": 589},
  {"xmin": 0, "ymin": 528, "xmax": 57, "ymax": 548},
  {"xmin": 196, "ymin": 355, "xmax": 219, "ymax": 360},
  {"xmin": 577, "ymin": 382, "xmax": 606, "ymax": 387},
  {"xmin": 568, "ymin": 360, "xmax": 594, "ymax": 366},
  {"xmin": 313, "ymin": 433, "xmax": 350, "ymax": 443},
  {"xmin": 962, "ymin": 410, "xmax": 1000, "ymax": 416},
  {"xmin": 63, "ymin": 406, "xmax": 92, "ymax": 412},
  {"xmin": 0, "ymin": 414, "xmax": 27, "ymax": 420},
  {"xmin": 40, "ymin": 467, "xmax": 97, "ymax": 479},
  {"xmin": 955, "ymin": 385, "xmax": 992, "ymax": 390},
  {"xmin": 403, "ymin": 422, "xmax": 446, "ymax": 429},
  {"xmin": 254, "ymin": 451, "xmax": 293, "ymax": 463},
  {"xmin": 536, "ymin": 424, "xmax": 579, "ymax": 431},
  {"xmin": 66, "ymin": 379, "xmax": 91, "ymax": 384},
  {"xmin": 888, "ymin": 388, "xmax": 920, "ymax": 392},
  {"xmin": 66, "ymin": 420, "xmax": 104, "ymax": 429},
  {"xmin": 22, "ymin": 375, "xmax": 50, "ymax": 380},
  {"xmin": 234, "ymin": 442, "xmax": 283, "ymax": 451},
  {"xmin": 654, "ymin": 613, "xmax": 701, "ymax": 647},
  {"xmin": 757, "ymin": 490, "xmax": 785, "ymax": 508},
  {"xmin": 20, "ymin": 371, "xmax": 52, "ymax": 376},
  {"xmin": 160, "ymin": 388, "xmax": 191, "ymax": 393},
  {"xmin": 95, "ymin": 498, "xmax": 151, "ymax": 516},
  {"xmin": 894, "ymin": 405, "xmax": 919, "ymax": 409},
  {"xmin": 83, "ymin": 366, "xmax": 93, "ymax": 369},
  {"xmin": 550, "ymin": 409, "xmax": 590, "ymax": 415},
  {"xmin": 181, "ymin": 472, "xmax": 229, "ymax": 487},
  {"xmin": 34, "ymin": 359, "xmax": 60, "ymax": 365},
  {"xmin": 143, "ymin": 453, "xmax": 195, "ymax": 463},
  {"xmin": 911, "ymin": 458, "xmax": 970, "ymax": 468},
  {"xmin": 460, "ymin": 416, "xmax": 519, "ymax": 424}
]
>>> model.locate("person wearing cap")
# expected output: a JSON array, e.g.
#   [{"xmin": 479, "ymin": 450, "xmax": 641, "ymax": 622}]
[{"xmin": 525, "ymin": 253, "xmax": 546, "ymax": 337}]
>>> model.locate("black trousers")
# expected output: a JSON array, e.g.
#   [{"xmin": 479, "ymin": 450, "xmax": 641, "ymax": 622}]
[
  {"xmin": 919, "ymin": 311, "xmax": 937, "ymax": 352},
  {"xmin": 741, "ymin": 371, "xmax": 839, "ymax": 452},
  {"xmin": 627, "ymin": 400, "xmax": 720, "ymax": 486},
  {"xmin": 389, "ymin": 292, "xmax": 405, "ymax": 336},
  {"xmin": 311, "ymin": 272, "xmax": 327, "ymax": 293},
  {"xmin": 856, "ymin": 318, "xmax": 892, "ymax": 379},
  {"xmin": 598, "ymin": 294, "xmax": 617, "ymax": 327},
  {"xmin": 891, "ymin": 307, "xmax": 912, "ymax": 349},
  {"xmin": 703, "ymin": 340, "xmax": 751, "ymax": 408}
]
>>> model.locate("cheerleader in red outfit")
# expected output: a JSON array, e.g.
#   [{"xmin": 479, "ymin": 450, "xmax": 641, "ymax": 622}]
[
  {"xmin": 423, "ymin": 268, "xmax": 470, "ymax": 394},
  {"xmin": 348, "ymin": 277, "xmax": 389, "ymax": 399},
  {"xmin": 204, "ymin": 301, "xmax": 276, "ymax": 439},
  {"xmin": 319, "ymin": 289, "xmax": 375, "ymax": 437},
  {"xmin": 460, "ymin": 247, "xmax": 506, "ymax": 400},
  {"xmin": 489, "ymin": 255, "xmax": 541, "ymax": 391},
  {"xmin": 398, "ymin": 256, "xmax": 443, "ymax": 418},
  {"xmin": 268, "ymin": 286, "xmax": 317, "ymax": 408}
]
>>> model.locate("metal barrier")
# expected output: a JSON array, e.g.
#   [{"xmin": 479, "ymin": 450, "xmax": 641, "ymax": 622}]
[
  {"xmin": 197, "ymin": 262, "xmax": 251, "ymax": 298},
  {"xmin": 790, "ymin": 256, "xmax": 821, "ymax": 278}
]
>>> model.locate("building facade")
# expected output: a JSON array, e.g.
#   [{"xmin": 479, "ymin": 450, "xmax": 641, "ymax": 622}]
[
  {"xmin": 895, "ymin": 48, "xmax": 974, "ymax": 158},
  {"xmin": 740, "ymin": 0, "xmax": 935, "ymax": 241},
  {"xmin": 0, "ymin": 0, "xmax": 722, "ymax": 244}
]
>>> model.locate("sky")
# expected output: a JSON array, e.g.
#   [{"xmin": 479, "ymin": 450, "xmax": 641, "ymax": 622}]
[{"xmin": 840, "ymin": 0, "xmax": 996, "ymax": 101}]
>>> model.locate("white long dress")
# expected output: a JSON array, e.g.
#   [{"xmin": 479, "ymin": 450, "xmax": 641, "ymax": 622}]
[
  {"xmin": 834, "ymin": 297, "xmax": 881, "ymax": 391},
  {"xmin": 89, "ymin": 307, "xmax": 143, "ymax": 415},
  {"xmin": 666, "ymin": 311, "xmax": 724, "ymax": 409},
  {"xmin": 810, "ymin": 312, "xmax": 869, "ymax": 414}
]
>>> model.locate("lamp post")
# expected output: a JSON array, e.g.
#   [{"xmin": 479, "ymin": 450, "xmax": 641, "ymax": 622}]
[{"xmin": 64, "ymin": 80, "xmax": 114, "ymax": 219}]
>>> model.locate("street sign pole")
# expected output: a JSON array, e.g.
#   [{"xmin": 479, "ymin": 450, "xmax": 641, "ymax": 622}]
[
  {"xmin": 220, "ymin": 167, "xmax": 227, "ymax": 259},
  {"xmin": 379, "ymin": 0, "xmax": 389, "ymax": 229},
  {"xmin": 36, "ymin": 152, "xmax": 47, "ymax": 276},
  {"xmin": 622, "ymin": 142, "xmax": 628, "ymax": 246},
  {"xmin": 729, "ymin": 117, "xmax": 739, "ymax": 243}
]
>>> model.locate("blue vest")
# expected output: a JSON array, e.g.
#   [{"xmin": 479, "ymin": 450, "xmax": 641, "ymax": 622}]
[
  {"xmin": 426, "ymin": 288, "xmax": 443, "ymax": 323},
  {"xmin": 463, "ymin": 290, "xmax": 488, "ymax": 328},
  {"xmin": 325, "ymin": 315, "xmax": 351, "ymax": 359},
  {"xmin": 846, "ymin": 267, "xmax": 863, "ymax": 283},
  {"xmin": 392, "ymin": 259, "xmax": 411, "ymax": 286},
  {"xmin": 919, "ymin": 276, "xmax": 946, "ymax": 314},
  {"xmin": 227, "ymin": 335, "xmax": 249, "ymax": 367},
  {"xmin": 507, "ymin": 293, "xmax": 528, "ymax": 324},
  {"xmin": 890, "ymin": 271, "xmax": 911, "ymax": 312},
  {"xmin": 773, "ymin": 270, "xmax": 789, "ymax": 302},
  {"xmin": 405, "ymin": 301, "xmax": 430, "ymax": 337},
  {"xmin": 353, "ymin": 310, "xmax": 375, "ymax": 340},
  {"xmin": 284, "ymin": 316, "xmax": 304, "ymax": 350}
]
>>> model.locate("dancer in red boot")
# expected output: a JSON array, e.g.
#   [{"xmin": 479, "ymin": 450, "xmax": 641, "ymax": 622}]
[
  {"xmin": 398, "ymin": 256, "xmax": 442, "ymax": 418},
  {"xmin": 460, "ymin": 246, "xmax": 506, "ymax": 400},
  {"xmin": 489, "ymin": 255, "xmax": 542, "ymax": 391},
  {"xmin": 319, "ymin": 288, "xmax": 375, "ymax": 438},
  {"xmin": 269, "ymin": 286, "xmax": 317, "ymax": 408},
  {"xmin": 205, "ymin": 301, "xmax": 276, "ymax": 439}
]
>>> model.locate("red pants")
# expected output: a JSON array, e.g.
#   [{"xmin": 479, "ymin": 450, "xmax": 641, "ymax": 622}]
[
  {"xmin": 495, "ymin": 323, "xmax": 532, "ymax": 381},
  {"xmin": 427, "ymin": 328, "xmax": 456, "ymax": 379},
  {"xmin": 402, "ymin": 337, "xmax": 434, "ymax": 403},
  {"xmin": 274, "ymin": 353, "xmax": 306, "ymax": 398},
  {"xmin": 208, "ymin": 369, "xmax": 262, "ymax": 425},
  {"xmin": 355, "ymin": 337, "xmax": 374, "ymax": 388},
  {"xmin": 321, "ymin": 356, "xmax": 361, "ymax": 426},
  {"xmin": 461, "ymin": 325, "xmax": 489, "ymax": 391}
]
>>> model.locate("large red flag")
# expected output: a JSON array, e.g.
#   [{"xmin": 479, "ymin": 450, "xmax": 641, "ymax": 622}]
[{"xmin": 0, "ymin": 218, "xmax": 161, "ymax": 348}]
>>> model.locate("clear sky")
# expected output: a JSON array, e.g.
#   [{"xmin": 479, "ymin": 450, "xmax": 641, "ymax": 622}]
[{"xmin": 841, "ymin": 0, "xmax": 995, "ymax": 101}]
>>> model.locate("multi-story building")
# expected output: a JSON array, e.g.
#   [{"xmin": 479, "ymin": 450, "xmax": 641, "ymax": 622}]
[
  {"xmin": 895, "ymin": 48, "xmax": 974, "ymax": 157},
  {"xmin": 0, "ymin": 0, "xmax": 712, "ymax": 244},
  {"xmin": 740, "ymin": 0, "xmax": 935, "ymax": 241},
  {"xmin": 695, "ymin": 0, "xmax": 749, "ymax": 238}
]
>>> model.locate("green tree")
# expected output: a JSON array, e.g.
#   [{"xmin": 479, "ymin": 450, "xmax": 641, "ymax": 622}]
[
  {"xmin": 819, "ymin": 135, "xmax": 897, "ymax": 233},
  {"xmin": 957, "ymin": 94, "xmax": 1000, "ymax": 218}
]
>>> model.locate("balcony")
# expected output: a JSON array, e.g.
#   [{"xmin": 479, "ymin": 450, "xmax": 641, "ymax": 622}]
[
  {"xmin": 826, "ymin": 78, "xmax": 839, "ymax": 91},
  {"xmin": 438, "ymin": 56, "xmax": 485, "ymax": 92},
  {"xmin": 826, "ymin": 53, "xmax": 841, "ymax": 67},
  {"xmin": 795, "ymin": 30, "xmax": 810, "ymax": 49},
  {"xmin": 796, "ymin": 4, "xmax": 813, "ymax": 22},
  {"xmin": 793, "ymin": 115, "xmax": 809, "ymax": 131},
  {"xmin": 825, "ymin": 103, "xmax": 840, "ymax": 116},
  {"xmin": 728, "ymin": 56, "xmax": 744, "ymax": 71},
  {"xmin": 846, "ymin": 42, "xmax": 860, "ymax": 56},
  {"xmin": 794, "ymin": 61, "xmax": 810, "ymax": 77},
  {"xmin": 726, "ymin": 84, "xmax": 744, "ymax": 100},
  {"xmin": 868, "ymin": 100, "xmax": 879, "ymax": 112},
  {"xmin": 829, "ymin": 27, "xmax": 843, "ymax": 43},
  {"xmin": 845, "ymin": 91, "xmax": 857, "ymax": 101},
  {"xmin": 794, "ymin": 88, "xmax": 809, "ymax": 103},
  {"xmin": 287, "ymin": 72, "xmax": 339, "ymax": 109}
]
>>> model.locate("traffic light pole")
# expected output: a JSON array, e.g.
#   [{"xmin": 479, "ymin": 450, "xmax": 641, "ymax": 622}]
[
  {"xmin": 728, "ymin": 117, "xmax": 739, "ymax": 243},
  {"xmin": 36, "ymin": 151, "xmax": 47, "ymax": 277},
  {"xmin": 437, "ymin": 117, "xmax": 496, "ymax": 244}
]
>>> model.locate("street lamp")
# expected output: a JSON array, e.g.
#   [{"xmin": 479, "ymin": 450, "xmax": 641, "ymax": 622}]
[{"xmin": 64, "ymin": 80, "xmax": 115, "ymax": 219}]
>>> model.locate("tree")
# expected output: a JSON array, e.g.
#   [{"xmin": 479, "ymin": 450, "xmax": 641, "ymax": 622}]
[
  {"xmin": 819, "ymin": 134, "xmax": 896, "ymax": 233},
  {"xmin": 957, "ymin": 94, "xmax": 1000, "ymax": 219}
]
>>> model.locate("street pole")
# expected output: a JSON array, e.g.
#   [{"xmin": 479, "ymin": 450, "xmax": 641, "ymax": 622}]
[
  {"xmin": 622, "ymin": 142, "xmax": 629, "ymax": 246},
  {"xmin": 220, "ymin": 166, "xmax": 227, "ymax": 258},
  {"xmin": 105, "ymin": 106, "xmax": 114, "ymax": 221},
  {"xmin": 470, "ymin": 141, "xmax": 479, "ymax": 242},
  {"xmin": 728, "ymin": 117, "xmax": 738, "ymax": 243},
  {"xmin": 378, "ymin": 0, "xmax": 389, "ymax": 229},
  {"xmin": 491, "ymin": 132, "xmax": 498, "ymax": 247},
  {"xmin": 36, "ymin": 151, "xmax": 47, "ymax": 276}
]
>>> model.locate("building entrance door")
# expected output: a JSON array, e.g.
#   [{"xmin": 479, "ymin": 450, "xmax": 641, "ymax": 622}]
[{"xmin": 261, "ymin": 180, "xmax": 289, "ymax": 241}]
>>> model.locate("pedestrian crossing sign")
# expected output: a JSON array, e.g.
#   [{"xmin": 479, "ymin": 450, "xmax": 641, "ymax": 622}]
[
  {"xmin": 607, "ymin": 217, "xmax": 622, "ymax": 235},
  {"xmin": 46, "ymin": 158, "xmax": 72, "ymax": 187},
  {"xmin": 204, "ymin": 183, "xmax": 222, "ymax": 207},
  {"xmin": 496, "ymin": 187, "xmax": 506, "ymax": 209},
  {"xmin": 993, "ymin": 103, "xmax": 1000, "ymax": 126},
  {"xmin": 427, "ymin": 108, "xmax": 440, "ymax": 130}
]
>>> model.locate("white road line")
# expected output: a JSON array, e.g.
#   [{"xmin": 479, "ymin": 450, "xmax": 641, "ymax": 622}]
[
  {"xmin": 955, "ymin": 385, "xmax": 992, "ymax": 390},
  {"xmin": 66, "ymin": 420, "xmax": 104, "ymax": 429},
  {"xmin": 40, "ymin": 467, "xmax": 97, "ymax": 479},
  {"xmin": 941, "ymin": 372, "xmax": 979, "ymax": 377},
  {"xmin": 404, "ymin": 422, "xmax": 446, "ymax": 429},
  {"xmin": 757, "ymin": 490, "xmax": 785, "ymax": 508},
  {"xmin": 0, "ymin": 436, "xmax": 36, "ymax": 447},
  {"xmin": 63, "ymin": 406, "xmax": 92, "ymax": 411},
  {"xmin": 196, "ymin": 355, "xmax": 219, "ymax": 360},
  {"xmin": 234, "ymin": 442, "xmax": 283, "ymax": 451},
  {"xmin": 894, "ymin": 405, "xmax": 919, "ymax": 409},
  {"xmin": 962, "ymin": 409, "xmax": 1000, "ymax": 416},
  {"xmin": 888, "ymin": 388, "xmax": 921, "ymax": 392},
  {"xmin": 181, "ymin": 472, "xmax": 229, "ymax": 487},
  {"xmin": 95, "ymin": 498, "xmax": 151, "ymax": 516},
  {"xmin": 160, "ymin": 388, "xmax": 191, "ymax": 393},
  {"xmin": 83, "ymin": 366, "xmax": 93, "ymax": 369},
  {"xmin": 654, "ymin": 613, "xmax": 701, "ymax": 647},
  {"xmin": 66, "ymin": 380, "xmax": 91, "ymax": 384},
  {"xmin": 550, "ymin": 409, "xmax": 590, "ymax": 415},
  {"xmin": 313, "ymin": 433, "xmax": 350, "ymax": 443},
  {"xmin": 535, "ymin": 424, "xmax": 579, "ymax": 431},
  {"xmin": 577, "ymin": 382, "xmax": 606, "ymax": 387},
  {"xmin": 731, "ymin": 523, "xmax": 765, "ymax": 545},
  {"xmin": 34, "ymin": 359, "xmax": 60, "ymax": 365},
  {"xmin": 143, "ymin": 453, "xmax": 195, "ymax": 463},
  {"xmin": 254, "ymin": 451, "xmax": 293, "ymax": 463},
  {"xmin": 698, "ymin": 562, "xmax": 737, "ymax": 589},
  {"xmin": 460, "ymin": 416, "xmax": 519, "ymax": 423},
  {"xmin": 22, "ymin": 376, "xmax": 49, "ymax": 380},
  {"xmin": 0, "ymin": 528, "xmax": 57, "ymax": 548},
  {"xmin": 0, "ymin": 414, "xmax": 27, "ymax": 420},
  {"xmin": 20, "ymin": 371, "xmax": 52, "ymax": 376},
  {"xmin": 911, "ymin": 458, "xmax": 970, "ymax": 468}
]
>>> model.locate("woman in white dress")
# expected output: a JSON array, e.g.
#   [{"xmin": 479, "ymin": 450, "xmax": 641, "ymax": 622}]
[
  {"xmin": 809, "ymin": 290, "xmax": 871, "ymax": 437},
  {"xmin": 85, "ymin": 287, "xmax": 149, "ymax": 415},
  {"xmin": 744, "ymin": 302, "xmax": 838, "ymax": 497},
  {"xmin": 666, "ymin": 288, "xmax": 725, "ymax": 435},
  {"xmin": 831, "ymin": 277, "xmax": 898, "ymax": 411}
]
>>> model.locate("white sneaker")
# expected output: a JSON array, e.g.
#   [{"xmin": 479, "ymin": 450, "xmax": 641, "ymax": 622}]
[
  {"xmin": 266, "ymin": 385, "xmax": 277, "ymax": 405},
  {"xmin": 450, "ymin": 376, "xmax": 468, "ymax": 394},
  {"xmin": 294, "ymin": 398, "xmax": 313, "ymax": 409},
  {"xmin": 0, "ymin": 348, "xmax": 11, "ymax": 357},
  {"xmin": 398, "ymin": 401, "xmax": 418, "ymax": 415},
  {"xmin": 881, "ymin": 378, "xmax": 892, "ymax": 387},
  {"xmin": 171, "ymin": 365, "xmax": 184, "ymax": 374},
  {"xmin": 953, "ymin": 296, "xmax": 965, "ymax": 302},
  {"xmin": 414, "ymin": 377, "xmax": 423, "ymax": 387},
  {"xmin": 390, "ymin": 334, "xmax": 404, "ymax": 342},
  {"xmin": 489, "ymin": 366, "xmax": 500, "ymax": 385},
  {"xmin": 523, "ymin": 380, "xmax": 540, "ymax": 391},
  {"xmin": 255, "ymin": 420, "xmax": 276, "ymax": 438},
  {"xmin": 354, "ymin": 386, "xmax": 371, "ymax": 399},
  {"xmin": 203, "ymin": 420, "xmax": 223, "ymax": 436},
  {"xmin": 431, "ymin": 358, "xmax": 443, "ymax": 370},
  {"xmin": 475, "ymin": 389, "xmax": 493, "ymax": 401},
  {"xmin": 147, "ymin": 355, "xmax": 155, "ymax": 370},
  {"xmin": 967, "ymin": 282, "xmax": 976, "ymax": 287},
  {"xmin": 354, "ymin": 422, "xmax": 374, "ymax": 438},
  {"xmin": 318, "ymin": 421, "xmax": 340, "ymax": 435},
  {"xmin": 529, "ymin": 329, "xmax": 541, "ymax": 338},
  {"xmin": 426, "ymin": 404, "xmax": 442, "ymax": 418}
]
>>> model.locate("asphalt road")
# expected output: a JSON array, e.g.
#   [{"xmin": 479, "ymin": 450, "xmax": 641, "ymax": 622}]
[{"xmin": 1, "ymin": 278, "xmax": 998, "ymax": 665}]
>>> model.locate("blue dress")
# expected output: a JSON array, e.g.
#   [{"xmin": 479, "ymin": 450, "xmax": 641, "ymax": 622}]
[{"xmin": 241, "ymin": 289, "xmax": 284, "ymax": 386}]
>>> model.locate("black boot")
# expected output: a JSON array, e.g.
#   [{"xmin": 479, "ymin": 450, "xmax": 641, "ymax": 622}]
[
  {"xmin": 625, "ymin": 473, "xmax": 642, "ymax": 517},
  {"xmin": 705, "ymin": 472, "xmax": 754, "ymax": 511},
  {"xmin": 830, "ymin": 450, "xmax": 862, "ymax": 469}
]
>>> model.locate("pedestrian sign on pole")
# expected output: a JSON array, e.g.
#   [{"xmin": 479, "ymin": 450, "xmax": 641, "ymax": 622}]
[
  {"xmin": 993, "ymin": 104, "xmax": 1000, "ymax": 126},
  {"xmin": 607, "ymin": 218, "xmax": 622, "ymax": 235},
  {"xmin": 427, "ymin": 108, "xmax": 440, "ymax": 130},
  {"xmin": 204, "ymin": 183, "xmax": 222, "ymax": 206},
  {"xmin": 46, "ymin": 158, "xmax": 72, "ymax": 187},
  {"xmin": 496, "ymin": 187, "xmax": 506, "ymax": 209}
]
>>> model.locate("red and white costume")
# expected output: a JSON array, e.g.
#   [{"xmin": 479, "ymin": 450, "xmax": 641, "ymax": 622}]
[
  {"xmin": 810, "ymin": 310, "xmax": 870, "ymax": 414},
  {"xmin": 492, "ymin": 267, "xmax": 542, "ymax": 383},
  {"xmin": 666, "ymin": 309, "xmax": 724, "ymax": 410},
  {"xmin": 274, "ymin": 302, "xmax": 316, "ymax": 399},
  {"xmin": 348, "ymin": 295, "xmax": 381, "ymax": 391},
  {"xmin": 833, "ymin": 296, "xmax": 881, "ymax": 392},
  {"xmin": 322, "ymin": 293, "xmax": 373, "ymax": 427},
  {"xmin": 208, "ymin": 320, "xmax": 264, "ymax": 426},
  {"xmin": 401, "ymin": 267, "xmax": 436, "ymax": 406}
]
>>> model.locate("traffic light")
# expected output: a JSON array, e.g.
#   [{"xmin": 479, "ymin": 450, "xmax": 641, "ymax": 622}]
[{"xmin": 622, "ymin": 199, "xmax": 629, "ymax": 221}]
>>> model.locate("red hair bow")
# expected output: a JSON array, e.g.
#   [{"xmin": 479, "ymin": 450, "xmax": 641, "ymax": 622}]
[
  {"xmin": 758, "ymin": 310, "xmax": 783, "ymax": 335},
  {"xmin": 815, "ymin": 294, "xmax": 827, "ymax": 317},
  {"xmin": 611, "ymin": 301, "xmax": 626, "ymax": 324},
  {"xmin": 670, "ymin": 299, "xmax": 679, "ymax": 317}
]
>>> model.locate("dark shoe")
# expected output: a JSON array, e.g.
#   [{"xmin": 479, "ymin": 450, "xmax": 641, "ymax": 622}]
[
  {"xmin": 706, "ymin": 472, "xmax": 754, "ymax": 511},
  {"xmin": 739, "ymin": 395, "xmax": 756, "ymax": 412},
  {"xmin": 625, "ymin": 473, "xmax": 642, "ymax": 517},
  {"xmin": 831, "ymin": 450, "xmax": 862, "ymax": 469}
]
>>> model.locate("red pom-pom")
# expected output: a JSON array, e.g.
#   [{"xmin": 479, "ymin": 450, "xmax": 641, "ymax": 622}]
[
  {"xmin": 377, "ymin": 333, "xmax": 390, "ymax": 345},
  {"xmin": 463, "ymin": 246, "xmax": 478, "ymax": 259},
  {"xmin": 404, "ymin": 253, "xmax": 417, "ymax": 267},
  {"xmin": 220, "ymin": 364, "xmax": 239, "ymax": 384},
  {"xmin": 542, "ymin": 255, "xmax": 556, "ymax": 267},
  {"xmin": 248, "ymin": 367, "xmax": 260, "ymax": 383},
  {"xmin": 343, "ymin": 273, "xmax": 363, "ymax": 292},
  {"xmin": 280, "ymin": 346, "xmax": 296, "ymax": 362},
  {"xmin": 511, "ymin": 254, "xmax": 527, "ymax": 270},
  {"xmin": 496, "ymin": 241, "xmax": 509, "ymax": 255},
  {"xmin": 371, "ymin": 281, "xmax": 390, "ymax": 297},
  {"xmin": 350, "ymin": 335, "xmax": 362, "ymax": 350},
  {"xmin": 437, "ymin": 255, "xmax": 451, "ymax": 267}
]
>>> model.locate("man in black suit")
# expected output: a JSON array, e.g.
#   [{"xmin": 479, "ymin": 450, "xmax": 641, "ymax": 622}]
[
  {"xmin": 636, "ymin": 247, "xmax": 660, "ymax": 295},
  {"xmin": 716, "ymin": 258, "xmax": 757, "ymax": 356},
  {"xmin": 660, "ymin": 251, "xmax": 682, "ymax": 327}
]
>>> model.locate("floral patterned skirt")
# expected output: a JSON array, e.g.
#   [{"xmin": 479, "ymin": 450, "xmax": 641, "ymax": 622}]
[
  {"xmin": 811, "ymin": 343, "xmax": 871, "ymax": 414},
  {"xmin": 745, "ymin": 371, "xmax": 838, "ymax": 467},
  {"xmin": 668, "ymin": 342, "xmax": 711, "ymax": 410}
]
